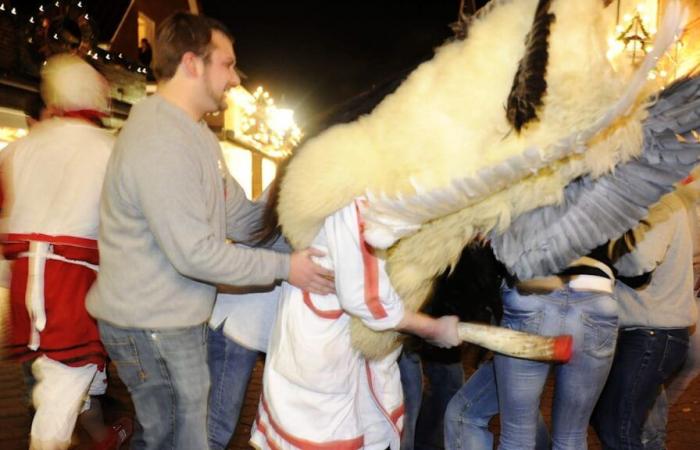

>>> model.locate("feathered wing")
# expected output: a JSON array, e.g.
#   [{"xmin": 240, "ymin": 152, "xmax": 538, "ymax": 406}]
[{"xmin": 490, "ymin": 74, "xmax": 700, "ymax": 279}]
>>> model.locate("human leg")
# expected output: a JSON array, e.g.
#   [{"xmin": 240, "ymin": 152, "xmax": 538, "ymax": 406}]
[
  {"xmin": 399, "ymin": 350, "xmax": 423, "ymax": 450},
  {"xmin": 98, "ymin": 321, "xmax": 210, "ymax": 450},
  {"xmin": 207, "ymin": 324, "xmax": 259, "ymax": 450},
  {"xmin": 550, "ymin": 291, "xmax": 618, "ymax": 450},
  {"xmin": 415, "ymin": 354, "xmax": 464, "ymax": 449},
  {"xmin": 444, "ymin": 360, "xmax": 498, "ymax": 450},
  {"xmin": 592, "ymin": 328, "xmax": 689, "ymax": 450},
  {"xmin": 29, "ymin": 356, "xmax": 98, "ymax": 450},
  {"xmin": 444, "ymin": 358, "xmax": 550, "ymax": 450},
  {"xmin": 156, "ymin": 325, "xmax": 210, "ymax": 449},
  {"xmin": 641, "ymin": 387, "xmax": 668, "ymax": 450},
  {"xmin": 494, "ymin": 287, "xmax": 551, "ymax": 450}
]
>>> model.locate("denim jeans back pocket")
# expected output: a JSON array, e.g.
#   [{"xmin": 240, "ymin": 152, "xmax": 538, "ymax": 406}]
[
  {"xmin": 501, "ymin": 308, "xmax": 543, "ymax": 334},
  {"xmin": 103, "ymin": 336, "xmax": 148, "ymax": 386},
  {"xmin": 658, "ymin": 332, "xmax": 690, "ymax": 376},
  {"xmin": 582, "ymin": 313, "xmax": 618, "ymax": 359}
]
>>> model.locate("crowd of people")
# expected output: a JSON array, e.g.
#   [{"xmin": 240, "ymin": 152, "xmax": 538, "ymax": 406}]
[{"xmin": 0, "ymin": 6, "xmax": 699, "ymax": 450}]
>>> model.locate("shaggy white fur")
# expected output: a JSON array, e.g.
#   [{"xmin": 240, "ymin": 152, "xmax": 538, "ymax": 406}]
[
  {"xmin": 41, "ymin": 54, "xmax": 110, "ymax": 113},
  {"xmin": 278, "ymin": 0, "xmax": 676, "ymax": 359}
]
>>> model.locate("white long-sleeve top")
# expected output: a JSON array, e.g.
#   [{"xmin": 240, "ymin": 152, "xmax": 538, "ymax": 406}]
[
  {"xmin": 251, "ymin": 200, "xmax": 406, "ymax": 450},
  {"xmin": 0, "ymin": 118, "xmax": 113, "ymax": 240}
]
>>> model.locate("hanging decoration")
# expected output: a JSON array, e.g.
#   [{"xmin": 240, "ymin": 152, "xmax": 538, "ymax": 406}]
[
  {"xmin": 607, "ymin": 1, "xmax": 700, "ymax": 84},
  {"xmin": 238, "ymin": 87, "xmax": 302, "ymax": 158},
  {"xmin": 607, "ymin": 2, "xmax": 658, "ymax": 66},
  {"xmin": 25, "ymin": 0, "xmax": 95, "ymax": 60},
  {"xmin": 616, "ymin": 11, "xmax": 654, "ymax": 64}
]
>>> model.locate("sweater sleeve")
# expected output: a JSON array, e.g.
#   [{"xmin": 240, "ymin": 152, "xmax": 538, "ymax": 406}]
[
  {"xmin": 614, "ymin": 197, "xmax": 679, "ymax": 277},
  {"xmin": 128, "ymin": 134, "xmax": 289, "ymax": 286},
  {"xmin": 328, "ymin": 200, "xmax": 405, "ymax": 331}
]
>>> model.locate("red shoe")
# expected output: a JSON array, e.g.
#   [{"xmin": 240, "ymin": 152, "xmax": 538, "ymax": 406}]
[{"xmin": 92, "ymin": 417, "xmax": 134, "ymax": 450}]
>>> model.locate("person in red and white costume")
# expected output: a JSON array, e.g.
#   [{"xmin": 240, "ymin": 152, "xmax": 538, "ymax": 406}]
[
  {"xmin": 0, "ymin": 54, "xmax": 127, "ymax": 450},
  {"xmin": 250, "ymin": 199, "xmax": 460, "ymax": 450}
]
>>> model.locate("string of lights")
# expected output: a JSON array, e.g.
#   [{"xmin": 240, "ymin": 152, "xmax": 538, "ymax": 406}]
[
  {"xmin": 0, "ymin": 0, "xmax": 149, "ymax": 76},
  {"xmin": 229, "ymin": 86, "xmax": 303, "ymax": 159}
]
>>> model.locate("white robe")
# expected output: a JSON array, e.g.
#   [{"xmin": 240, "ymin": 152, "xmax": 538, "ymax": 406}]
[{"xmin": 251, "ymin": 200, "xmax": 406, "ymax": 450}]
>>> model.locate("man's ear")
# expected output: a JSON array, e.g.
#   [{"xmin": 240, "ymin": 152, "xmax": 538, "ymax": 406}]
[{"xmin": 181, "ymin": 51, "xmax": 204, "ymax": 78}]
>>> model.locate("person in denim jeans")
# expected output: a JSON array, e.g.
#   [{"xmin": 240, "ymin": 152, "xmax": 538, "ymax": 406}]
[
  {"xmin": 494, "ymin": 282, "xmax": 618, "ymax": 450},
  {"xmin": 207, "ymin": 326, "xmax": 259, "ymax": 450},
  {"xmin": 399, "ymin": 349, "xmax": 465, "ymax": 450},
  {"xmin": 444, "ymin": 359, "xmax": 550, "ymax": 450},
  {"xmin": 402, "ymin": 242, "xmax": 506, "ymax": 450},
  {"xmin": 640, "ymin": 302, "xmax": 699, "ymax": 450},
  {"xmin": 591, "ymin": 193, "xmax": 697, "ymax": 450},
  {"xmin": 642, "ymin": 188, "xmax": 700, "ymax": 450},
  {"xmin": 592, "ymin": 326, "xmax": 689, "ymax": 450}
]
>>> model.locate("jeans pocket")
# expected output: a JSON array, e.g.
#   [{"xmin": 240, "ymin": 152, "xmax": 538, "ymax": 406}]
[
  {"xmin": 583, "ymin": 313, "xmax": 618, "ymax": 359},
  {"xmin": 658, "ymin": 332, "xmax": 690, "ymax": 376},
  {"xmin": 103, "ymin": 336, "xmax": 148, "ymax": 386},
  {"xmin": 501, "ymin": 308, "xmax": 543, "ymax": 334}
]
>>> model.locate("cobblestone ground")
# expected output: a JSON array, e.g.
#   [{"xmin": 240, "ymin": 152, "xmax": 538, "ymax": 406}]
[
  {"xmin": 0, "ymin": 287, "xmax": 698, "ymax": 449},
  {"xmin": 226, "ymin": 355, "xmax": 700, "ymax": 450}
]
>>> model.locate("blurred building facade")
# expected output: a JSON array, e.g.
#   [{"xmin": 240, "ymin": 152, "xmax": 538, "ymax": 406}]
[{"xmin": 0, "ymin": 0, "xmax": 299, "ymax": 199}]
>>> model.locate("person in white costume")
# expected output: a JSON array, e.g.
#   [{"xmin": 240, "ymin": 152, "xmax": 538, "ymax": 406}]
[
  {"xmin": 0, "ymin": 54, "xmax": 130, "ymax": 449},
  {"xmin": 250, "ymin": 199, "xmax": 460, "ymax": 450}
]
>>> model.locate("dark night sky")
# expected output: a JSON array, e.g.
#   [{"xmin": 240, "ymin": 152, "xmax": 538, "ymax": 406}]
[{"xmin": 200, "ymin": 0, "xmax": 487, "ymax": 126}]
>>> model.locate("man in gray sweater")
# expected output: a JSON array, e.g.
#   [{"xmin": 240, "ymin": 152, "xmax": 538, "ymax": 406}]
[
  {"xmin": 592, "ymin": 191, "xmax": 697, "ymax": 450},
  {"xmin": 86, "ymin": 12, "xmax": 334, "ymax": 449}
]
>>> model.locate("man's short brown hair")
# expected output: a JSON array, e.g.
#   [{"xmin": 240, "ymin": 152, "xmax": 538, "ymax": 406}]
[{"xmin": 153, "ymin": 12, "xmax": 234, "ymax": 81}]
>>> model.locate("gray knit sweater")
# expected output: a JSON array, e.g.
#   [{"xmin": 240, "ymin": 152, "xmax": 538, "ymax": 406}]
[
  {"xmin": 87, "ymin": 95, "xmax": 289, "ymax": 328},
  {"xmin": 614, "ymin": 192, "xmax": 698, "ymax": 329}
]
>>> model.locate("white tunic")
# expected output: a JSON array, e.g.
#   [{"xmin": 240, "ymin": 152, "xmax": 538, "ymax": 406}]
[
  {"xmin": 1, "ymin": 118, "xmax": 113, "ymax": 239},
  {"xmin": 251, "ymin": 200, "xmax": 406, "ymax": 450}
]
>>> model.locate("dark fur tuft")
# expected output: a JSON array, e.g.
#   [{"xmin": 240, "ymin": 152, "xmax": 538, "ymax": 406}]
[
  {"xmin": 422, "ymin": 242, "xmax": 506, "ymax": 324},
  {"xmin": 506, "ymin": 0, "xmax": 555, "ymax": 133}
]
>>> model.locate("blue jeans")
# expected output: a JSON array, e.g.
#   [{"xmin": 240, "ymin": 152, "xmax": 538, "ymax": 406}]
[
  {"xmin": 641, "ymin": 387, "xmax": 668, "ymax": 450},
  {"xmin": 400, "ymin": 351, "xmax": 423, "ymax": 450},
  {"xmin": 207, "ymin": 325, "xmax": 259, "ymax": 450},
  {"xmin": 641, "ymin": 299, "xmax": 700, "ymax": 449},
  {"xmin": 98, "ymin": 320, "xmax": 210, "ymax": 450},
  {"xmin": 444, "ymin": 360, "xmax": 549, "ymax": 450},
  {"xmin": 417, "ymin": 359, "xmax": 464, "ymax": 449},
  {"xmin": 495, "ymin": 286, "xmax": 618, "ymax": 450},
  {"xmin": 399, "ymin": 350, "xmax": 464, "ymax": 450},
  {"xmin": 592, "ymin": 328, "xmax": 690, "ymax": 450}
]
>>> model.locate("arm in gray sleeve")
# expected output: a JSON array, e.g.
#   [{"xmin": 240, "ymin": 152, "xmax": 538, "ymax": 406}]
[
  {"xmin": 130, "ymin": 136, "xmax": 289, "ymax": 286},
  {"xmin": 614, "ymin": 198, "xmax": 678, "ymax": 277}
]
